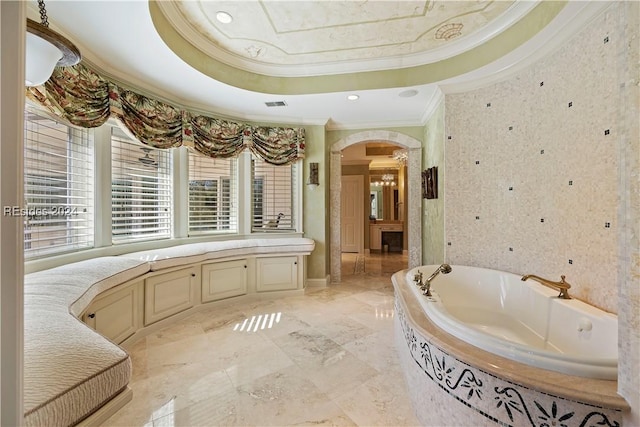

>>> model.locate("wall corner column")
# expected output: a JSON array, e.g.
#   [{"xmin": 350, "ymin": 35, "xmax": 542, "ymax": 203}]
[{"xmin": 1, "ymin": 1, "xmax": 26, "ymax": 425}]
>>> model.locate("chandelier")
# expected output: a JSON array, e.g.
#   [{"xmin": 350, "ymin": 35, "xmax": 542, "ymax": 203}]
[
  {"xmin": 26, "ymin": 0, "xmax": 81, "ymax": 86},
  {"xmin": 374, "ymin": 173, "xmax": 396, "ymax": 186},
  {"xmin": 392, "ymin": 149, "xmax": 408, "ymax": 166}
]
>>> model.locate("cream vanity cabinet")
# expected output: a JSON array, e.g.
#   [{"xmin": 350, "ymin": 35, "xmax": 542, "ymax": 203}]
[
  {"xmin": 369, "ymin": 222, "xmax": 403, "ymax": 250},
  {"xmin": 144, "ymin": 266, "xmax": 198, "ymax": 326},
  {"xmin": 201, "ymin": 259, "xmax": 248, "ymax": 302},
  {"xmin": 82, "ymin": 279, "xmax": 143, "ymax": 344},
  {"xmin": 256, "ymin": 255, "xmax": 301, "ymax": 292}
]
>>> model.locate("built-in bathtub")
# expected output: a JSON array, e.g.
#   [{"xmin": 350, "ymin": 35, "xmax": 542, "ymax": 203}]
[
  {"xmin": 405, "ymin": 265, "xmax": 617, "ymax": 380},
  {"xmin": 392, "ymin": 265, "xmax": 628, "ymax": 427}
]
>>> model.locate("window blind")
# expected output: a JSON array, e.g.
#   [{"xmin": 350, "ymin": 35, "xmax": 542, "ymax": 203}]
[
  {"xmin": 111, "ymin": 128, "xmax": 172, "ymax": 242},
  {"xmin": 23, "ymin": 110, "xmax": 94, "ymax": 258},
  {"xmin": 251, "ymin": 156, "xmax": 297, "ymax": 232},
  {"xmin": 188, "ymin": 151, "xmax": 237, "ymax": 234}
]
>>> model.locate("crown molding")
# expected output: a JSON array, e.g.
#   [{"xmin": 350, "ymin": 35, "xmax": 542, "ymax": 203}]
[
  {"xmin": 420, "ymin": 87, "xmax": 445, "ymax": 124},
  {"xmin": 150, "ymin": 1, "xmax": 566, "ymax": 95},
  {"xmin": 155, "ymin": 1, "xmax": 538, "ymax": 78}
]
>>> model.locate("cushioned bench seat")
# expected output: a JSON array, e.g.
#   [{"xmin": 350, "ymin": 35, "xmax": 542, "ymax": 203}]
[
  {"xmin": 23, "ymin": 238, "xmax": 315, "ymax": 426},
  {"xmin": 121, "ymin": 237, "xmax": 316, "ymax": 271},
  {"xmin": 24, "ymin": 257, "xmax": 149, "ymax": 427}
]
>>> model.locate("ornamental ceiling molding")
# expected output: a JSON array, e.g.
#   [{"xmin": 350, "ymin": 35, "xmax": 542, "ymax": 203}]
[
  {"xmin": 149, "ymin": 0, "xmax": 566, "ymax": 95},
  {"xmin": 155, "ymin": 0, "xmax": 538, "ymax": 78}
]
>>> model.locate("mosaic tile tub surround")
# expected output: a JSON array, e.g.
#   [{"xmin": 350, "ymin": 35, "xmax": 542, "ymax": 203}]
[
  {"xmin": 444, "ymin": 4, "xmax": 620, "ymax": 314},
  {"xmin": 393, "ymin": 273, "xmax": 627, "ymax": 426}
]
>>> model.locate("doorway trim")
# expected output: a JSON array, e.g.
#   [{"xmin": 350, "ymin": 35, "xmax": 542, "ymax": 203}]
[{"xmin": 331, "ymin": 131, "xmax": 422, "ymax": 283}]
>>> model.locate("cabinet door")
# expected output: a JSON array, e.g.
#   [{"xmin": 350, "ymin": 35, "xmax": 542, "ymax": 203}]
[
  {"xmin": 202, "ymin": 259, "xmax": 247, "ymax": 302},
  {"xmin": 144, "ymin": 267, "xmax": 197, "ymax": 326},
  {"xmin": 256, "ymin": 256, "xmax": 298, "ymax": 292},
  {"xmin": 370, "ymin": 225, "xmax": 382, "ymax": 250},
  {"xmin": 83, "ymin": 280, "xmax": 142, "ymax": 344}
]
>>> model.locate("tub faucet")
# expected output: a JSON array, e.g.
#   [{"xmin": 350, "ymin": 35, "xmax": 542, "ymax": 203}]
[
  {"xmin": 521, "ymin": 274, "xmax": 572, "ymax": 299},
  {"xmin": 413, "ymin": 271, "xmax": 424, "ymax": 287},
  {"xmin": 421, "ymin": 264, "xmax": 452, "ymax": 296}
]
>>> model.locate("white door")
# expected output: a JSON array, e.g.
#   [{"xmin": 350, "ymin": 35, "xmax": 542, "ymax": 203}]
[{"xmin": 341, "ymin": 175, "xmax": 363, "ymax": 253}]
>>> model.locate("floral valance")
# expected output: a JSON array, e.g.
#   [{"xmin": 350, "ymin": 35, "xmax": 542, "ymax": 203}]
[{"xmin": 26, "ymin": 63, "xmax": 305, "ymax": 165}]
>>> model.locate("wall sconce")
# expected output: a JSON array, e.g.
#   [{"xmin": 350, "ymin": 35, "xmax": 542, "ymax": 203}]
[
  {"xmin": 25, "ymin": 0, "xmax": 81, "ymax": 86},
  {"xmin": 307, "ymin": 162, "xmax": 319, "ymax": 190}
]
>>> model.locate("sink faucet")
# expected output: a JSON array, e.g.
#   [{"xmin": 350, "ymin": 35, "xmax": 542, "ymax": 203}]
[
  {"xmin": 521, "ymin": 274, "xmax": 572, "ymax": 299},
  {"xmin": 419, "ymin": 264, "xmax": 452, "ymax": 296}
]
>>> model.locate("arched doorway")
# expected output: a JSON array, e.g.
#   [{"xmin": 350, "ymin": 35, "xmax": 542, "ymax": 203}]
[{"xmin": 330, "ymin": 131, "xmax": 422, "ymax": 283}]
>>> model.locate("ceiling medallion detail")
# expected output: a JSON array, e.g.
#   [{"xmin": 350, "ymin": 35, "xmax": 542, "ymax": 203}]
[
  {"xmin": 245, "ymin": 45, "xmax": 265, "ymax": 58},
  {"xmin": 435, "ymin": 23, "xmax": 464, "ymax": 40}
]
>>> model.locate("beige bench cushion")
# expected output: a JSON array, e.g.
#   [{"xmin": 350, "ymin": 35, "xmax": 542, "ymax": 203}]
[
  {"xmin": 23, "ymin": 257, "xmax": 149, "ymax": 426},
  {"xmin": 122, "ymin": 237, "xmax": 315, "ymax": 271}
]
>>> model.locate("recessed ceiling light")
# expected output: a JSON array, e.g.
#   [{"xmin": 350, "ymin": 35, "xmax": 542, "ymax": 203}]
[
  {"xmin": 399, "ymin": 89, "xmax": 419, "ymax": 98},
  {"xmin": 347, "ymin": 94, "xmax": 359, "ymax": 101},
  {"xmin": 216, "ymin": 11, "xmax": 233, "ymax": 24}
]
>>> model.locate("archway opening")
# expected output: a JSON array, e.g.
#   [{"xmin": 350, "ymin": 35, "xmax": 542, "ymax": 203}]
[{"xmin": 330, "ymin": 131, "xmax": 422, "ymax": 283}]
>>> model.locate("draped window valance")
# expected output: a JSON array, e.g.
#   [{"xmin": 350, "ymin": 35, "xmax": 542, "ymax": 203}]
[{"xmin": 26, "ymin": 63, "xmax": 305, "ymax": 165}]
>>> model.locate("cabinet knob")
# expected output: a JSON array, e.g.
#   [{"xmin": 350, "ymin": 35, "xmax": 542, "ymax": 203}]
[
  {"xmin": 191, "ymin": 273, "xmax": 196, "ymax": 277},
  {"xmin": 244, "ymin": 265, "xmax": 247, "ymax": 268},
  {"xmin": 87, "ymin": 313, "xmax": 95, "ymax": 319},
  {"xmin": 294, "ymin": 261, "xmax": 297, "ymax": 265}
]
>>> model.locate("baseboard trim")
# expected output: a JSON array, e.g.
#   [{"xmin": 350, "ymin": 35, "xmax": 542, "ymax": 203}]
[
  {"xmin": 306, "ymin": 275, "xmax": 330, "ymax": 287},
  {"xmin": 76, "ymin": 387, "xmax": 133, "ymax": 427}
]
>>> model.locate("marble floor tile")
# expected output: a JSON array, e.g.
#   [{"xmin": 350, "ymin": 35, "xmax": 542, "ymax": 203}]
[
  {"xmin": 335, "ymin": 369, "xmax": 419, "ymax": 427},
  {"xmin": 105, "ymin": 253, "xmax": 420, "ymax": 426},
  {"xmin": 234, "ymin": 365, "xmax": 357, "ymax": 426},
  {"xmin": 308, "ymin": 314, "xmax": 376, "ymax": 346}
]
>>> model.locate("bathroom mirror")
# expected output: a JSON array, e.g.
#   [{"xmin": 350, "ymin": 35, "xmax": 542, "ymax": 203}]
[
  {"xmin": 370, "ymin": 187, "xmax": 382, "ymax": 219},
  {"xmin": 369, "ymin": 167, "xmax": 400, "ymax": 220}
]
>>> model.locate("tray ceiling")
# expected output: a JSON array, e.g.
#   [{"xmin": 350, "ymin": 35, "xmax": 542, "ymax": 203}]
[{"xmin": 163, "ymin": 0, "xmax": 527, "ymax": 76}]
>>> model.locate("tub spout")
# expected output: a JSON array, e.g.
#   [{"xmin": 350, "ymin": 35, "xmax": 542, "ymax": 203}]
[
  {"xmin": 422, "ymin": 264, "xmax": 452, "ymax": 296},
  {"xmin": 521, "ymin": 274, "xmax": 572, "ymax": 299}
]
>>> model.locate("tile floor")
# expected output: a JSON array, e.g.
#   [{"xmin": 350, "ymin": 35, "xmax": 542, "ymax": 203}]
[{"xmin": 104, "ymin": 252, "xmax": 420, "ymax": 426}]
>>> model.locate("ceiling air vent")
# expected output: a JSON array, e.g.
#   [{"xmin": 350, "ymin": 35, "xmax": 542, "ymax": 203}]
[{"xmin": 265, "ymin": 101, "xmax": 287, "ymax": 107}]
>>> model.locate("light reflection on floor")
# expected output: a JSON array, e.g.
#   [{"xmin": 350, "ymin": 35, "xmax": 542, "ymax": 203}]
[
  {"xmin": 105, "ymin": 252, "xmax": 418, "ymax": 426},
  {"xmin": 233, "ymin": 312, "xmax": 282, "ymax": 333}
]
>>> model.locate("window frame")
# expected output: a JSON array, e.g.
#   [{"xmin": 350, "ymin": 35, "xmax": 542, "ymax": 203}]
[
  {"xmin": 250, "ymin": 156, "xmax": 301, "ymax": 233},
  {"xmin": 187, "ymin": 150, "xmax": 238, "ymax": 235},
  {"xmin": 110, "ymin": 127, "xmax": 173, "ymax": 244},
  {"xmin": 23, "ymin": 108, "xmax": 95, "ymax": 259}
]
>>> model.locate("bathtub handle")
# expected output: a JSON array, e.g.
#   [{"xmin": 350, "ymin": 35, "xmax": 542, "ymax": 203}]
[{"xmin": 521, "ymin": 274, "xmax": 572, "ymax": 299}]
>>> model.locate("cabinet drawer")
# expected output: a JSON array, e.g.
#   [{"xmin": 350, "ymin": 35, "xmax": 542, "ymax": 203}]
[{"xmin": 202, "ymin": 259, "xmax": 248, "ymax": 302}]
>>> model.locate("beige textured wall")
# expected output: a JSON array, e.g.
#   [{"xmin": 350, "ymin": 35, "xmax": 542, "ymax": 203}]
[
  {"xmin": 445, "ymin": 6, "xmax": 621, "ymax": 314},
  {"xmin": 444, "ymin": 7, "xmax": 640, "ymax": 420},
  {"xmin": 614, "ymin": 2, "xmax": 640, "ymax": 425},
  {"xmin": 302, "ymin": 125, "xmax": 328, "ymax": 281},
  {"xmin": 422, "ymin": 101, "xmax": 446, "ymax": 265}
]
